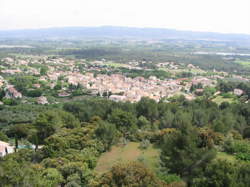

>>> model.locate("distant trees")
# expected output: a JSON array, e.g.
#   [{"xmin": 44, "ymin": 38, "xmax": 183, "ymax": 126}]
[
  {"xmin": 9, "ymin": 75, "xmax": 38, "ymax": 94},
  {"xmin": 40, "ymin": 66, "xmax": 49, "ymax": 75}
]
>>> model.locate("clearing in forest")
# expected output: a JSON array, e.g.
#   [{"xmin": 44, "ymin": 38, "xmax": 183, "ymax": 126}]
[{"xmin": 95, "ymin": 142, "xmax": 160, "ymax": 174}]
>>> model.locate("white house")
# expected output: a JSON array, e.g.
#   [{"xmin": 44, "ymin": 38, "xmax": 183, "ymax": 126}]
[{"xmin": 0, "ymin": 141, "xmax": 14, "ymax": 157}]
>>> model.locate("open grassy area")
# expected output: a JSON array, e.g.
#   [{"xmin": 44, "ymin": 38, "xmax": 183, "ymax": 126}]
[
  {"xmin": 95, "ymin": 142, "xmax": 160, "ymax": 174},
  {"xmin": 104, "ymin": 61, "xmax": 129, "ymax": 68},
  {"xmin": 166, "ymin": 68, "xmax": 205, "ymax": 74},
  {"xmin": 212, "ymin": 96, "xmax": 236, "ymax": 105},
  {"xmin": 216, "ymin": 152, "xmax": 236, "ymax": 162},
  {"xmin": 235, "ymin": 60, "xmax": 250, "ymax": 67}
]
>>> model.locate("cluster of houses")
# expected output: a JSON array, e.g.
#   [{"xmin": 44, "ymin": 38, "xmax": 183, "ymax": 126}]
[
  {"xmin": 0, "ymin": 56, "xmax": 249, "ymax": 103},
  {"xmin": 66, "ymin": 72, "xmax": 216, "ymax": 102}
]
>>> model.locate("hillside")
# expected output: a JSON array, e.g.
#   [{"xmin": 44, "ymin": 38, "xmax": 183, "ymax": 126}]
[{"xmin": 0, "ymin": 26, "xmax": 250, "ymax": 43}]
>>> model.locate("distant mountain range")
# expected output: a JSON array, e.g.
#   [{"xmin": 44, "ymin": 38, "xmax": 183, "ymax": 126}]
[{"xmin": 0, "ymin": 26, "xmax": 250, "ymax": 42}]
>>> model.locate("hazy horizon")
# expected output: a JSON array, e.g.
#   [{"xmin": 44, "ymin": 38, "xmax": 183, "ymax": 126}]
[{"xmin": 1, "ymin": 0, "xmax": 250, "ymax": 34}]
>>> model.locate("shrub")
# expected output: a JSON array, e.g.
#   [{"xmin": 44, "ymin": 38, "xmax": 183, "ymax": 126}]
[
  {"xmin": 139, "ymin": 139, "xmax": 150, "ymax": 150},
  {"xmin": 223, "ymin": 140, "xmax": 250, "ymax": 155},
  {"xmin": 236, "ymin": 153, "xmax": 250, "ymax": 162}
]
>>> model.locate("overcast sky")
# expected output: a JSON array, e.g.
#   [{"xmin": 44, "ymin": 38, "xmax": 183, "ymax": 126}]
[{"xmin": 0, "ymin": 0, "xmax": 250, "ymax": 34}]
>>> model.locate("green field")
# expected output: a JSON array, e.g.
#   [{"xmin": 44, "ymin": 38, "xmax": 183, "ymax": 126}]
[
  {"xmin": 216, "ymin": 152, "xmax": 236, "ymax": 162},
  {"xmin": 159, "ymin": 67, "xmax": 205, "ymax": 74},
  {"xmin": 104, "ymin": 61, "xmax": 129, "ymax": 68},
  {"xmin": 235, "ymin": 60, "xmax": 250, "ymax": 67},
  {"xmin": 95, "ymin": 142, "xmax": 160, "ymax": 174},
  {"xmin": 212, "ymin": 96, "xmax": 236, "ymax": 105}
]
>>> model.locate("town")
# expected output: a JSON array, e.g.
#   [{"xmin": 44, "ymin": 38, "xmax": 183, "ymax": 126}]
[{"xmin": 0, "ymin": 55, "xmax": 247, "ymax": 106}]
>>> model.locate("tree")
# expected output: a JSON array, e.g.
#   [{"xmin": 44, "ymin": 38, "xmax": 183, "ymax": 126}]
[
  {"xmin": 192, "ymin": 109, "xmax": 208, "ymax": 127},
  {"xmin": 108, "ymin": 109, "xmax": 137, "ymax": 135},
  {"xmin": 0, "ymin": 131, "xmax": 8, "ymax": 141},
  {"xmin": 137, "ymin": 115, "xmax": 151, "ymax": 129},
  {"xmin": 160, "ymin": 110, "xmax": 174, "ymax": 129},
  {"xmin": 41, "ymin": 168, "xmax": 64, "ymax": 186},
  {"xmin": 34, "ymin": 110, "xmax": 81, "ymax": 143},
  {"xmin": 212, "ymin": 112, "xmax": 235, "ymax": 134},
  {"xmin": 192, "ymin": 160, "xmax": 238, "ymax": 187},
  {"xmin": 60, "ymin": 162, "xmax": 92, "ymax": 186},
  {"xmin": 136, "ymin": 97, "xmax": 159, "ymax": 121},
  {"xmin": 10, "ymin": 75, "xmax": 37, "ymax": 94},
  {"xmin": 40, "ymin": 66, "xmax": 49, "ymax": 75},
  {"xmin": 95, "ymin": 120, "xmax": 117, "ymax": 151},
  {"xmin": 93, "ymin": 161, "xmax": 165, "ymax": 187},
  {"xmin": 26, "ymin": 89, "xmax": 43, "ymax": 97},
  {"xmin": 34, "ymin": 110, "xmax": 63, "ymax": 143},
  {"xmin": 160, "ymin": 124, "xmax": 216, "ymax": 184}
]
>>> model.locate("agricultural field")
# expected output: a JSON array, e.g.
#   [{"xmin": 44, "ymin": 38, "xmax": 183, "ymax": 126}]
[{"xmin": 235, "ymin": 60, "xmax": 250, "ymax": 67}]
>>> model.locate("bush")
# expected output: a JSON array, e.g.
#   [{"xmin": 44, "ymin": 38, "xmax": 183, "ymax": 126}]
[
  {"xmin": 236, "ymin": 153, "xmax": 250, "ymax": 161},
  {"xmin": 26, "ymin": 89, "xmax": 43, "ymax": 97},
  {"xmin": 139, "ymin": 139, "xmax": 150, "ymax": 150},
  {"xmin": 223, "ymin": 140, "xmax": 250, "ymax": 155},
  {"xmin": 2, "ymin": 98, "xmax": 19, "ymax": 105},
  {"xmin": 158, "ymin": 173, "xmax": 182, "ymax": 184},
  {"xmin": 221, "ymin": 93, "xmax": 235, "ymax": 99},
  {"xmin": 0, "ymin": 131, "xmax": 9, "ymax": 141}
]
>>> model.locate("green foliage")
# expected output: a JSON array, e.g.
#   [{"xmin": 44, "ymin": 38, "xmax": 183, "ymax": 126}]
[
  {"xmin": 95, "ymin": 119, "xmax": 118, "ymax": 151},
  {"xmin": 136, "ymin": 97, "xmax": 159, "ymax": 121},
  {"xmin": 192, "ymin": 160, "xmax": 238, "ymax": 187},
  {"xmin": 0, "ymin": 131, "xmax": 9, "ymax": 141},
  {"xmin": 40, "ymin": 66, "xmax": 49, "ymax": 75},
  {"xmin": 9, "ymin": 75, "xmax": 38, "ymax": 94},
  {"xmin": 6, "ymin": 123, "xmax": 35, "ymax": 139},
  {"xmin": 26, "ymin": 89, "xmax": 43, "ymax": 97},
  {"xmin": 236, "ymin": 152, "xmax": 250, "ymax": 161},
  {"xmin": 0, "ymin": 95, "xmax": 250, "ymax": 186},
  {"xmin": 93, "ymin": 161, "xmax": 165, "ymax": 187},
  {"xmin": 160, "ymin": 124, "xmax": 216, "ymax": 182},
  {"xmin": 159, "ymin": 110, "xmax": 174, "ymax": 129},
  {"xmin": 223, "ymin": 139, "xmax": 250, "ymax": 155},
  {"xmin": 137, "ymin": 115, "xmax": 151, "ymax": 129},
  {"xmin": 0, "ymin": 104, "xmax": 46, "ymax": 127},
  {"xmin": 157, "ymin": 173, "xmax": 182, "ymax": 184},
  {"xmin": 2, "ymin": 98, "xmax": 19, "ymax": 105},
  {"xmin": 34, "ymin": 109, "xmax": 80, "ymax": 143},
  {"xmin": 54, "ymin": 82, "xmax": 62, "ymax": 90},
  {"xmin": 108, "ymin": 108, "xmax": 137, "ymax": 135},
  {"xmin": 139, "ymin": 139, "xmax": 150, "ymax": 150},
  {"xmin": 41, "ymin": 168, "xmax": 64, "ymax": 186}
]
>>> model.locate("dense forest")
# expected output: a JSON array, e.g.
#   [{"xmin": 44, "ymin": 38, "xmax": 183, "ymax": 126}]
[{"xmin": 0, "ymin": 96, "xmax": 250, "ymax": 186}]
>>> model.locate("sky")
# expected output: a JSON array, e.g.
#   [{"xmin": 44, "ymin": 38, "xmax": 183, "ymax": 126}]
[{"xmin": 0, "ymin": 0, "xmax": 250, "ymax": 34}]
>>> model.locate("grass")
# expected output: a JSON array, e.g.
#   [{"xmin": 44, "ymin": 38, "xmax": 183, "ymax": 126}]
[
  {"xmin": 95, "ymin": 142, "xmax": 160, "ymax": 174},
  {"xmin": 216, "ymin": 152, "xmax": 236, "ymax": 162},
  {"xmin": 212, "ymin": 96, "xmax": 235, "ymax": 105},
  {"xmin": 165, "ymin": 68, "xmax": 205, "ymax": 74},
  {"xmin": 104, "ymin": 62, "xmax": 129, "ymax": 68},
  {"xmin": 235, "ymin": 60, "xmax": 250, "ymax": 67}
]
